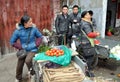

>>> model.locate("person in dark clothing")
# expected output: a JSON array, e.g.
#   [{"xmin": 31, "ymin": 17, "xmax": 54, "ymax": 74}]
[
  {"xmin": 79, "ymin": 11, "xmax": 100, "ymax": 77},
  {"xmin": 68, "ymin": 5, "xmax": 81, "ymax": 47},
  {"xmin": 88, "ymin": 10, "xmax": 100, "ymax": 45},
  {"xmin": 55, "ymin": 5, "xmax": 69, "ymax": 45},
  {"xmin": 69, "ymin": 5, "xmax": 81, "ymax": 34},
  {"xmin": 88, "ymin": 10, "xmax": 97, "ymax": 30},
  {"xmin": 10, "ymin": 15, "xmax": 43, "ymax": 82}
]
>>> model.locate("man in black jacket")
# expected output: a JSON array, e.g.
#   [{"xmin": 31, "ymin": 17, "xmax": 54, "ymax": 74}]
[
  {"xmin": 69, "ymin": 5, "xmax": 81, "ymax": 34},
  {"xmin": 55, "ymin": 5, "xmax": 69, "ymax": 45},
  {"xmin": 68, "ymin": 5, "xmax": 81, "ymax": 47}
]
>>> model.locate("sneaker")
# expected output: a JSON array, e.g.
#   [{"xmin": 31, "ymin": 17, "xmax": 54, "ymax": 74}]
[
  {"xmin": 15, "ymin": 79, "xmax": 21, "ymax": 82},
  {"xmin": 27, "ymin": 71, "xmax": 31, "ymax": 78},
  {"xmin": 31, "ymin": 75, "xmax": 35, "ymax": 82},
  {"xmin": 15, "ymin": 79, "xmax": 19, "ymax": 82}
]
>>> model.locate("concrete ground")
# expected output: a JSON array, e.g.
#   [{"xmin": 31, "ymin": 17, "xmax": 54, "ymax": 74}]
[
  {"xmin": 0, "ymin": 53, "xmax": 120, "ymax": 82},
  {"xmin": 94, "ymin": 59, "xmax": 120, "ymax": 82},
  {"xmin": 0, "ymin": 53, "xmax": 28, "ymax": 82}
]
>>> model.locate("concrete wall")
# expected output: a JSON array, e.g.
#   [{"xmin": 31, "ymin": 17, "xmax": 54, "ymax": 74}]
[{"xmin": 79, "ymin": 0, "xmax": 108, "ymax": 38}]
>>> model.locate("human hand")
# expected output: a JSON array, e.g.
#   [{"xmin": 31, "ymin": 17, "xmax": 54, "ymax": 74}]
[
  {"xmin": 95, "ymin": 31, "xmax": 100, "ymax": 36},
  {"xmin": 36, "ymin": 38, "xmax": 42, "ymax": 47},
  {"xmin": 13, "ymin": 43, "xmax": 22, "ymax": 50}
]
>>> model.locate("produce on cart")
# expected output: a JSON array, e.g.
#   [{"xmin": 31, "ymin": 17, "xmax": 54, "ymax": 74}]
[
  {"xmin": 45, "ymin": 48, "xmax": 64, "ymax": 57},
  {"xmin": 33, "ymin": 45, "xmax": 90, "ymax": 82},
  {"xmin": 34, "ymin": 45, "xmax": 72, "ymax": 66},
  {"xmin": 37, "ymin": 45, "xmax": 51, "ymax": 53}
]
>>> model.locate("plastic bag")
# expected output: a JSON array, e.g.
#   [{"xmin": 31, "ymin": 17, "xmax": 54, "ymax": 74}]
[
  {"xmin": 33, "ymin": 45, "xmax": 72, "ymax": 66},
  {"xmin": 71, "ymin": 40, "xmax": 77, "ymax": 51},
  {"xmin": 110, "ymin": 45, "xmax": 120, "ymax": 60}
]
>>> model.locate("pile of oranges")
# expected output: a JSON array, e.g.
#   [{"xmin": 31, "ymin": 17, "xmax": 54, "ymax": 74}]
[{"xmin": 45, "ymin": 48, "xmax": 64, "ymax": 57}]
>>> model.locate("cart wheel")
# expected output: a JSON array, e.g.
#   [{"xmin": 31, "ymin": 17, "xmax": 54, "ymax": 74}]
[
  {"xmin": 33, "ymin": 61, "xmax": 41, "ymax": 82},
  {"xmin": 34, "ymin": 72, "xmax": 40, "ymax": 82}
]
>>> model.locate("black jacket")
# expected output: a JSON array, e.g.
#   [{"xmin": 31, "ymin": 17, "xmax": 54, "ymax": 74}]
[
  {"xmin": 69, "ymin": 13, "xmax": 81, "ymax": 34},
  {"xmin": 55, "ymin": 13, "xmax": 69, "ymax": 34},
  {"xmin": 79, "ymin": 19, "xmax": 94, "ymax": 45}
]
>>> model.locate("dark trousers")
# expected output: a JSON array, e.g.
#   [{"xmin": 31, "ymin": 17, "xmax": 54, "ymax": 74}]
[
  {"xmin": 78, "ymin": 43, "xmax": 96, "ymax": 70},
  {"xmin": 16, "ymin": 52, "xmax": 35, "ymax": 80},
  {"xmin": 84, "ymin": 56, "xmax": 94, "ymax": 70},
  {"xmin": 58, "ymin": 34, "xmax": 68, "ymax": 45}
]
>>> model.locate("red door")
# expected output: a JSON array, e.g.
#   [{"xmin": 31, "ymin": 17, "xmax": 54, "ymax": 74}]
[{"xmin": 0, "ymin": 0, "xmax": 55, "ymax": 55}]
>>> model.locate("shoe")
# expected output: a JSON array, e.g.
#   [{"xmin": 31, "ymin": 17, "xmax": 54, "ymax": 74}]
[
  {"xmin": 15, "ymin": 79, "xmax": 21, "ymax": 82},
  {"xmin": 86, "ymin": 71, "xmax": 95, "ymax": 77},
  {"xmin": 31, "ymin": 75, "xmax": 35, "ymax": 82},
  {"xmin": 15, "ymin": 79, "xmax": 19, "ymax": 82},
  {"xmin": 27, "ymin": 71, "xmax": 31, "ymax": 79}
]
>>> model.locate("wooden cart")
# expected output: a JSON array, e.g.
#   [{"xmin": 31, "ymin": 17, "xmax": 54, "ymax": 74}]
[{"xmin": 33, "ymin": 49, "xmax": 93, "ymax": 82}]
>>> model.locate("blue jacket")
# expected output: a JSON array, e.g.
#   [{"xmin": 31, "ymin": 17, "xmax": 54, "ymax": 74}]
[{"xmin": 10, "ymin": 24, "xmax": 42, "ymax": 52}]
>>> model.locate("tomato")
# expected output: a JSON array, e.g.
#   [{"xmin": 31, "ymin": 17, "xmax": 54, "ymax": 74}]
[
  {"xmin": 107, "ymin": 31, "xmax": 112, "ymax": 36},
  {"xmin": 94, "ymin": 39, "xmax": 100, "ymax": 45},
  {"xmin": 61, "ymin": 52, "xmax": 64, "ymax": 55},
  {"xmin": 54, "ymin": 52, "xmax": 57, "ymax": 56},
  {"xmin": 46, "ymin": 48, "xmax": 64, "ymax": 57},
  {"xmin": 56, "ymin": 54, "xmax": 59, "ymax": 57},
  {"xmin": 50, "ymin": 52, "xmax": 53, "ymax": 56}
]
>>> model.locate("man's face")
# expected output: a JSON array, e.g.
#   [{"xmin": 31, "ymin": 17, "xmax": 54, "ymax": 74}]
[
  {"xmin": 73, "ymin": 7, "xmax": 78, "ymax": 14},
  {"xmin": 62, "ymin": 7, "xmax": 68, "ymax": 14}
]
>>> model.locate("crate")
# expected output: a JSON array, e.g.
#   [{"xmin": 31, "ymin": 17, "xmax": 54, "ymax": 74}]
[{"xmin": 43, "ymin": 61, "xmax": 85, "ymax": 82}]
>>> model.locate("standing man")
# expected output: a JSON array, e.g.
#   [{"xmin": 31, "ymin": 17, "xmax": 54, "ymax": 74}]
[
  {"xmin": 55, "ymin": 5, "xmax": 69, "ymax": 45},
  {"xmin": 68, "ymin": 5, "xmax": 81, "ymax": 47}
]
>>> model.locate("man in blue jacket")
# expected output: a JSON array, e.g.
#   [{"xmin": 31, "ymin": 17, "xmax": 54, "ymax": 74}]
[{"xmin": 10, "ymin": 15, "xmax": 42, "ymax": 82}]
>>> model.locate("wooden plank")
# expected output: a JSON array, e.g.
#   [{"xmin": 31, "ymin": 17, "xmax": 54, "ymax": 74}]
[{"xmin": 42, "ymin": 61, "xmax": 85, "ymax": 82}]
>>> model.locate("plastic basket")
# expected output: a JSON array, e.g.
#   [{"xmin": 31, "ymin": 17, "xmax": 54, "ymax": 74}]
[{"xmin": 95, "ymin": 45, "xmax": 110, "ymax": 58}]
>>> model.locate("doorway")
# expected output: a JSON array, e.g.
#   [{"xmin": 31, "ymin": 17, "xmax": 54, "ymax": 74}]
[{"xmin": 105, "ymin": 0, "xmax": 118, "ymax": 34}]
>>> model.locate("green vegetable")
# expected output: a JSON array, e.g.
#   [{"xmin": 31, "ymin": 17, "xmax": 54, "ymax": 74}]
[{"xmin": 37, "ymin": 45, "xmax": 51, "ymax": 53}]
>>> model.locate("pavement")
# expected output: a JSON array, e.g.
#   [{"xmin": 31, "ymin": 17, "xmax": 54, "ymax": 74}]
[
  {"xmin": 0, "ymin": 51, "xmax": 120, "ymax": 82},
  {"xmin": 0, "ymin": 53, "xmax": 28, "ymax": 82},
  {"xmin": 94, "ymin": 59, "xmax": 120, "ymax": 82}
]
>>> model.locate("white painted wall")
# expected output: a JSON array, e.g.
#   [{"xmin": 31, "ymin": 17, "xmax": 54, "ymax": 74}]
[{"xmin": 61, "ymin": 0, "xmax": 108, "ymax": 38}]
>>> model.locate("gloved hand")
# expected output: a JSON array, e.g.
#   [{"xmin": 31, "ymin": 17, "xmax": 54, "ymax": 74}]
[
  {"xmin": 13, "ymin": 43, "xmax": 22, "ymax": 50},
  {"xmin": 36, "ymin": 38, "xmax": 42, "ymax": 47},
  {"xmin": 42, "ymin": 36, "xmax": 49, "ymax": 44}
]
